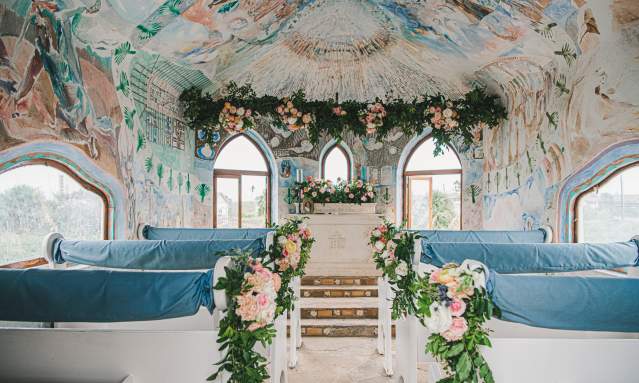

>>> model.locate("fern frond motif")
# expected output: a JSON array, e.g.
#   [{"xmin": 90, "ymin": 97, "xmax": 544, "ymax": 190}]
[
  {"xmin": 158, "ymin": 0, "xmax": 183, "ymax": 16},
  {"xmin": 554, "ymin": 75, "xmax": 569, "ymax": 97},
  {"xmin": 157, "ymin": 163, "xmax": 164, "ymax": 184},
  {"xmin": 114, "ymin": 41, "xmax": 136, "ymax": 65},
  {"xmin": 136, "ymin": 129, "xmax": 145, "ymax": 152},
  {"xmin": 144, "ymin": 156, "xmax": 153, "ymax": 173},
  {"xmin": 116, "ymin": 71, "xmax": 130, "ymax": 97},
  {"xmin": 554, "ymin": 43, "xmax": 577, "ymax": 66},
  {"xmin": 465, "ymin": 184, "xmax": 482, "ymax": 204},
  {"xmin": 124, "ymin": 107, "xmax": 136, "ymax": 130},
  {"xmin": 195, "ymin": 183, "xmax": 210, "ymax": 202},
  {"xmin": 534, "ymin": 22, "xmax": 557, "ymax": 39},
  {"xmin": 168, "ymin": 168, "xmax": 174, "ymax": 191},
  {"xmin": 186, "ymin": 174, "xmax": 191, "ymax": 194},
  {"xmin": 546, "ymin": 112, "xmax": 558, "ymax": 130},
  {"xmin": 137, "ymin": 22, "xmax": 162, "ymax": 40}
]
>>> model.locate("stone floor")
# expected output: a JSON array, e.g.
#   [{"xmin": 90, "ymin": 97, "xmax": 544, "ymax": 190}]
[{"xmin": 288, "ymin": 337, "xmax": 430, "ymax": 383}]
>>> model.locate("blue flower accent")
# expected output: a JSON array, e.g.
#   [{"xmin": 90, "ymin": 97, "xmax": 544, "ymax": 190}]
[
  {"xmin": 211, "ymin": 131, "xmax": 221, "ymax": 142},
  {"xmin": 197, "ymin": 129, "xmax": 207, "ymax": 140}
]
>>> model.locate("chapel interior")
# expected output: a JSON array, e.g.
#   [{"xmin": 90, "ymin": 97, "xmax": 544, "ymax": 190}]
[{"xmin": 0, "ymin": 1, "xmax": 638, "ymax": 382}]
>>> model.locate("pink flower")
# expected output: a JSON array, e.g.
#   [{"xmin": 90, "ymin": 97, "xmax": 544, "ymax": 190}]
[
  {"xmin": 361, "ymin": 196, "xmax": 367, "ymax": 202},
  {"xmin": 256, "ymin": 293, "xmax": 270, "ymax": 309},
  {"xmin": 348, "ymin": 193, "xmax": 355, "ymax": 199},
  {"xmin": 449, "ymin": 298, "xmax": 466, "ymax": 317},
  {"xmin": 429, "ymin": 270, "xmax": 441, "ymax": 284},
  {"xmin": 272, "ymin": 273, "xmax": 281, "ymax": 292},
  {"xmin": 441, "ymin": 317, "xmax": 468, "ymax": 342}
]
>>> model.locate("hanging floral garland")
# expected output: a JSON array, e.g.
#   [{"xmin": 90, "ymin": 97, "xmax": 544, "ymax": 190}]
[{"xmin": 179, "ymin": 82, "xmax": 507, "ymax": 156}]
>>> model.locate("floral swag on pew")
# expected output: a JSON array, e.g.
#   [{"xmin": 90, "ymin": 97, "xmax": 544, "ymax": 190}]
[
  {"xmin": 293, "ymin": 177, "xmax": 377, "ymax": 205},
  {"xmin": 179, "ymin": 82, "xmax": 507, "ymax": 156},
  {"xmin": 211, "ymin": 218, "xmax": 314, "ymax": 383},
  {"xmin": 370, "ymin": 221, "xmax": 498, "ymax": 383}
]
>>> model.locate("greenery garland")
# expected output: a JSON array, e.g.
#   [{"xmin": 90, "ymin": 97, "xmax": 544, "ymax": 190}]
[
  {"xmin": 211, "ymin": 218, "xmax": 314, "ymax": 383},
  {"xmin": 180, "ymin": 82, "xmax": 507, "ymax": 156}
]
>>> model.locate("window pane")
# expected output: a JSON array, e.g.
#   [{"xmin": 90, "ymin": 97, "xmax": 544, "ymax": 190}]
[
  {"xmin": 0, "ymin": 164, "xmax": 104, "ymax": 265},
  {"xmin": 409, "ymin": 177, "xmax": 431, "ymax": 229},
  {"xmin": 577, "ymin": 166, "xmax": 639, "ymax": 242},
  {"xmin": 216, "ymin": 177, "xmax": 239, "ymax": 228},
  {"xmin": 214, "ymin": 135, "xmax": 267, "ymax": 171},
  {"xmin": 324, "ymin": 146, "xmax": 349, "ymax": 183},
  {"xmin": 242, "ymin": 175, "xmax": 268, "ymax": 228},
  {"xmin": 431, "ymin": 174, "xmax": 461, "ymax": 230},
  {"xmin": 406, "ymin": 138, "xmax": 461, "ymax": 171}
]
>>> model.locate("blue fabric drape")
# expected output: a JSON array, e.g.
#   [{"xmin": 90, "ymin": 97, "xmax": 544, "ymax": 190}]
[
  {"xmin": 142, "ymin": 225, "xmax": 273, "ymax": 241},
  {"xmin": 487, "ymin": 272, "xmax": 639, "ymax": 332},
  {"xmin": 413, "ymin": 229, "xmax": 547, "ymax": 244},
  {"xmin": 52, "ymin": 238, "xmax": 264, "ymax": 269},
  {"xmin": 422, "ymin": 241, "xmax": 639, "ymax": 273},
  {"xmin": 0, "ymin": 269, "xmax": 214, "ymax": 322}
]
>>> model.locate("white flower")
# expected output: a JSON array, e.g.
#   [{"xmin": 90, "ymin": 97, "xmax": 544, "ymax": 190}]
[
  {"xmin": 236, "ymin": 107, "xmax": 245, "ymax": 116},
  {"xmin": 374, "ymin": 241, "xmax": 385, "ymax": 252},
  {"xmin": 371, "ymin": 229, "xmax": 382, "ymax": 238},
  {"xmin": 424, "ymin": 302, "xmax": 453, "ymax": 333},
  {"xmin": 395, "ymin": 261, "xmax": 408, "ymax": 277},
  {"xmin": 443, "ymin": 108, "xmax": 453, "ymax": 118},
  {"xmin": 380, "ymin": 250, "xmax": 389, "ymax": 259},
  {"xmin": 384, "ymin": 258, "xmax": 394, "ymax": 267},
  {"xmin": 460, "ymin": 260, "xmax": 488, "ymax": 289},
  {"xmin": 278, "ymin": 236, "xmax": 287, "ymax": 245}
]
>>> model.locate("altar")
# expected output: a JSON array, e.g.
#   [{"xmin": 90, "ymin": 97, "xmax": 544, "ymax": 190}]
[{"xmin": 287, "ymin": 213, "xmax": 384, "ymax": 276}]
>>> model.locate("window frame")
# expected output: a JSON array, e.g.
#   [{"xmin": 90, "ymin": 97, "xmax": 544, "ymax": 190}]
[
  {"xmin": 0, "ymin": 159, "xmax": 110, "ymax": 268},
  {"xmin": 321, "ymin": 143, "xmax": 352, "ymax": 182},
  {"xmin": 572, "ymin": 162, "xmax": 639, "ymax": 243},
  {"xmin": 212, "ymin": 134, "xmax": 271, "ymax": 228},
  {"xmin": 402, "ymin": 135, "xmax": 463, "ymax": 229}
]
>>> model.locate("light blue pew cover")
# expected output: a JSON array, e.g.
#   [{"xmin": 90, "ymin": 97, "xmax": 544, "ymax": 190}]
[
  {"xmin": 0, "ymin": 268, "xmax": 213, "ymax": 322},
  {"xmin": 52, "ymin": 238, "xmax": 264, "ymax": 269},
  {"xmin": 414, "ymin": 229, "xmax": 547, "ymax": 244},
  {"xmin": 487, "ymin": 272, "xmax": 639, "ymax": 332},
  {"xmin": 143, "ymin": 225, "xmax": 273, "ymax": 241},
  {"xmin": 422, "ymin": 241, "xmax": 639, "ymax": 273}
]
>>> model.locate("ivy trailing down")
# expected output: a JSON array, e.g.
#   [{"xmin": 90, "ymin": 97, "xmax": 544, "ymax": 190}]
[
  {"xmin": 179, "ymin": 82, "xmax": 507, "ymax": 155},
  {"xmin": 210, "ymin": 218, "xmax": 314, "ymax": 383}
]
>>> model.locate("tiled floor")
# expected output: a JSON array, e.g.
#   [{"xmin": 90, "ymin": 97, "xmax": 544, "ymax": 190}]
[{"xmin": 288, "ymin": 337, "xmax": 430, "ymax": 383}]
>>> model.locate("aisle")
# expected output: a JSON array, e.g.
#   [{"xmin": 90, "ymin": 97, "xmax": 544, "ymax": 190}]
[{"xmin": 287, "ymin": 337, "xmax": 430, "ymax": 383}]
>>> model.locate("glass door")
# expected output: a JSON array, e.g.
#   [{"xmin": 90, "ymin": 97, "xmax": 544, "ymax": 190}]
[
  {"xmin": 406, "ymin": 175, "xmax": 433, "ymax": 229},
  {"xmin": 215, "ymin": 176, "xmax": 239, "ymax": 228}
]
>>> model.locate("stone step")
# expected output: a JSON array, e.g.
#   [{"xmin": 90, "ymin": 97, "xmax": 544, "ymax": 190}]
[
  {"xmin": 301, "ymin": 276, "xmax": 378, "ymax": 287},
  {"xmin": 301, "ymin": 307, "xmax": 378, "ymax": 319},
  {"xmin": 301, "ymin": 285, "xmax": 378, "ymax": 298},
  {"xmin": 287, "ymin": 319, "xmax": 395, "ymax": 338}
]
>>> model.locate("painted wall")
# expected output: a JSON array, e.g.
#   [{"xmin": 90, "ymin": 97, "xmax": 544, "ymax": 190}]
[{"xmin": 1, "ymin": 1, "xmax": 637, "ymax": 241}]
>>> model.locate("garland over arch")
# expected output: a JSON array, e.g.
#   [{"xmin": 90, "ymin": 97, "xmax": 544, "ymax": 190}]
[{"xmin": 179, "ymin": 82, "xmax": 507, "ymax": 156}]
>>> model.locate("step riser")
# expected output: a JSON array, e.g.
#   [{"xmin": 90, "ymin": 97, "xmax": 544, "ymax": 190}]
[
  {"xmin": 287, "ymin": 325, "xmax": 395, "ymax": 338},
  {"xmin": 301, "ymin": 276, "xmax": 378, "ymax": 287},
  {"xmin": 301, "ymin": 289, "xmax": 378, "ymax": 298},
  {"xmin": 302, "ymin": 308, "xmax": 377, "ymax": 319}
]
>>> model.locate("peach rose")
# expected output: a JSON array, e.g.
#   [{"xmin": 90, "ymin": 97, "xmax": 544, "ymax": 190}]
[{"xmin": 441, "ymin": 317, "xmax": 468, "ymax": 342}]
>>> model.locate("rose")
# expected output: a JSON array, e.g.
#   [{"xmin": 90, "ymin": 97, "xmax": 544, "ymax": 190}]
[
  {"xmin": 371, "ymin": 229, "xmax": 382, "ymax": 238},
  {"xmin": 348, "ymin": 193, "xmax": 354, "ymax": 199},
  {"xmin": 449, "ymin": 298, "xmax": 466, "ymax": 317},
  {"xmin": 361, "ymin": 196, "xmax": 367, "ymax": 202},
  {"xmin": 374, "ymin": 241, "xmax": 385, "ymax": 252},
  {"xmin": 395, "ymin": 261, "xmax": 408, "ymax": 277},
  {"xmin": 424, "ymin": 302, "xmax": 453, "ymax": 333},
  {"xmin": 441, "ymin": 317, "xmax": 468, "ymax": 342},
  {"xmin": 285, "ymin": 239, "xmax": 299, "ymax": 255}
]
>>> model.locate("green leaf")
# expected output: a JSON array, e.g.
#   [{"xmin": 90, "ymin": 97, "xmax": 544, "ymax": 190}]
[
  {"xmin": 136, "ymin": 129, "xmax": 145, "ymax": 152},
  {"xmin": 144, "ymin": 156, "xmax": 153, "ymax": 173},
  {"xmin": 113, "ymin": 41, "xmax": 136, "ymax": 65},
  {"xmin": 137, "ymin": 22, "xmax": 162, "ymax": 40},
  {"xmin": 446, "ymin": 342, "xmax": 465, "ymax": 358},
  {"xmin": 456, "ymin": 352, "xmax": 472, "ymax": 381}
]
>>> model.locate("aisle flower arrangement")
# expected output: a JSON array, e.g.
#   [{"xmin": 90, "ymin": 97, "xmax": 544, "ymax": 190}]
[
  {"xmin": 369, "ymin": 220, "xmax": 419, "ymax": 318},
  {"xmin": 293, "ymin": 177, "xmax": 376, "ymax": 204},
  {"xmin": 417, "ymin": 262, "xmax": 498, "ymax": 383},
  {"xmin": 211, "ymin": 218, "xmax": 314, "ymax": 383}
]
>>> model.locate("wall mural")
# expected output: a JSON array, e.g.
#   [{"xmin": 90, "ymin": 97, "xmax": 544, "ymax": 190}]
[{"xmin": 0, "ymin": 0, "xmax": 637, "ymax": 239}]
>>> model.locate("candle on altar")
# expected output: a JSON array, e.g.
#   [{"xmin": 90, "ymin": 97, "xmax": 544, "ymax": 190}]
[{"xmin": 296, "ymin": 168, "xmax": 303, "ymax": 183}]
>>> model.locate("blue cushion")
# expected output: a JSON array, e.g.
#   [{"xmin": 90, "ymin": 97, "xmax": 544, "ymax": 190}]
[
  {"xmin": 0, "ymin": 268, "xmax": 213, "ymax": 322},
  {"xmin": 413, "ymin": 229, "xmax": 547, "ymax": 244},
  {"xmin": 142, "ymin": 226, "xmax": 273, "ymax": 241},
  {"xmin": 52, "ymin": 238, "xmax": 264, "ymax": 269},
  {"xmin": 422, "ymin": 241, "xmax": 639, "ymax": 273},
  {"xmin": 488, "ymin": 272, "xmax": 639, "ymax": 332}
]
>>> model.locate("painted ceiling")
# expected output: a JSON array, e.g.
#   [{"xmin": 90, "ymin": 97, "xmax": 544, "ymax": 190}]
[{"xmin": 2, "ymin": 0, "xmax": 602, "ymax": 100}]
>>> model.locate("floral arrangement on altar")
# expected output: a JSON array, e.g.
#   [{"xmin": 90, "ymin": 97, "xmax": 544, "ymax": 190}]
[
  {"xmin": 417, "ymin": 261, "xmax": 498, "ymax": 383},
  {"xmin": 293, "ymin": 177, "xmax": 376, "ymax": 205},
  {"xmin": 369, "ymin": 220, "xmax": 419, "ymax": 318},
  {"xmin": 180, "ymin": 82, "xmax": 507, "ymax": 156},
  {"xmin": 210, "ymin": 218, "xmax": 314, "ymax": 383},
  {"xmin": 219, "ymin": 101, "xmax": 254, "ymax": 134}
]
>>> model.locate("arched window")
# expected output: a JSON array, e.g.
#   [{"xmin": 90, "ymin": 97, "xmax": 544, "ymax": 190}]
[
  {"xmin": 575, "ymin": 164, "xmax": 639, "ymax": 243},
  {"xmin": 0, "ymin": 161, "xmax": 107, "ymax": 268},
  {"xmin": 321, "ymin": 144, "xmax": 351, "ymax": 183},
  {"xmin": 403, "ymin": 137, "xmax": 462, "ymax": 230},
  {"xmin": 214, "ymin": 134, "xmax": 271, "ymax": 228}
]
